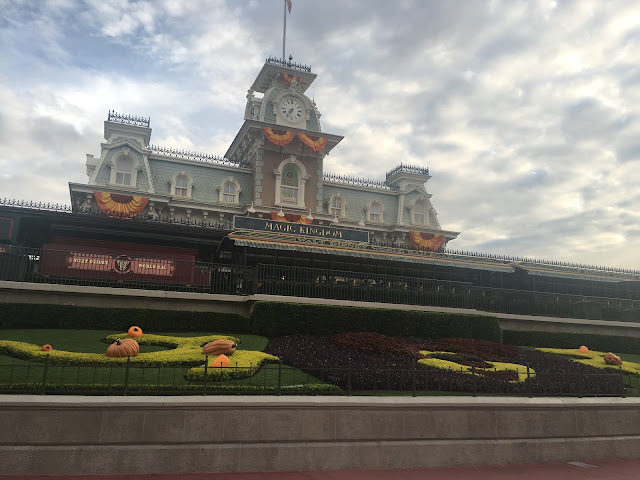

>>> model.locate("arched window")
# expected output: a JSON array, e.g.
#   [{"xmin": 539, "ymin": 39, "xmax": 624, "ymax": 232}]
[
  {"xmin": 274, "ymin": 156, "xmax": 308, "ymax": 209},
  {"xmin": 331, "ymin": 197, "xmax": 342, "ymax": 217},
  {"xmin": 370, "ymin": 203, "xmax": 380, "ymax": 222},
  {"xmin": 115, "ymin": 158, "xmax": 133, "ymax": 186},
  {"xmin": 328, "ymin": 193, "xmax": 346, "ymax": 218},
  {"xmin": 175, "ymin": 176, "xmax": 188, "ymax": 197},
  {"xmin": 218, "ymin": 177, "xmax": 241, "ymax": 204},
  {"xmin": 223, "ymin": 182, "xmax": 236, "ymax": 203},
  {"xmin": 280, "ymin": 165, "xmax": 299, "ymax": 205},
  {"xmin": 414, "ymin": 201, "xmax": 425, "ymax": 224},
  {"xmin": 170, "ymin": 171, "xmax": 194, "ymax": 198},
  {"xmin": 366, "ymin": 200, "xmax": 384, "ymax": 223}
]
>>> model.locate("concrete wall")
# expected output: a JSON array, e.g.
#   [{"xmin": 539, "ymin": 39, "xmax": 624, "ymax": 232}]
[{"xmin": 0, "ymin": 396, "xmax": 639, "ymax": 474}]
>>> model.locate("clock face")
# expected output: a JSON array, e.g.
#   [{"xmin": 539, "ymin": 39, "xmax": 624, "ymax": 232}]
[{"xmin": 280, "ymin": 97, "xmax": 304, "ymax": 123}]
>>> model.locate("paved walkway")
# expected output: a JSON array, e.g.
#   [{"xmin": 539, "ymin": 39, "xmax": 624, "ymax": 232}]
[{"xmin": 2, "ymin": 459, "xmax": 639, "ymax": 480}]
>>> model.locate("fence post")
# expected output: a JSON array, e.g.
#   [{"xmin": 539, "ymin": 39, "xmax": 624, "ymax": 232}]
[
  {"xmin": 124, "ymin": 356, "xmax": 131, "ymax": 395},
  {"xmin": 347, "ymin": 358, "xmax": 352, "ymax": 397},
  {"xmin": 40, "ymin": 354, "xmax": 50, "ymax": 395},
  {"xmin": 526, "ymin": 366, "xmax": 532, "ymax": 398},
  {"xmin": 620, "ymin": 366, "xmax": 625, "ymax": 398},
  {"xmin": 471, "ymin": 366, "xmax": 477, "ymax": 397},
  {"xmin": 203, "ymin": 355, "xmax": 209, "ymax": 395},
  {"xmin": 277, "ymin": 360, "xmax": 282, "ymax": 396},
  {"xmin": 412, "ymin": 366, "xmax": 417, "ymax": 397}
]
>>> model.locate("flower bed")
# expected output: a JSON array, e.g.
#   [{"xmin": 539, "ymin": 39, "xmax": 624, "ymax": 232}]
[
  {"xmin": 0, "ymin": 333, "xmax": 279, "ymax": 381},
  {"xmin": 266, "ymin": 333, "xmax": 624, "ymax": 395},
  {"xmin": 536, "ymin": 348, "xmax": 640, "ymax": 375}
]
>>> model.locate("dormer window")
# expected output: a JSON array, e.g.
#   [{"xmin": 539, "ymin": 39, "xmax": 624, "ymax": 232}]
[
  {"xmin": 409, "ymin": 197, "xmax": 431, "ymax": 226},
  {"xmin": 170, "ymin": 171, "xmax": 194, "ymax": 199},
  {"xmin": 370, "ymin": 203, "xmax": 380, "ymax": 221},
  {"xmin": 224, "ymin": 182, "xmax": 236, "ymax": 203},
  {"xmin": 366, "ymin": 201, "xmax": 384, "ymax": 223},
  {"xmin": 175, "ymin": 176, "xmax": 188, "ymax": 197},
  {"xmin": 108, "ymin": 149, "xmax": 141, "ymax": 188},
  {"xmin": 115, "ymin": 158, "xmax": 133, "ymax": 186},
  {"xmin": 218, "ymin": 177, "xmax": 241, "ymax": 205},
  {"xmin": 414, "ymin": 201, "xmax": 425, "ymax": 224},
  {"xmin": 329, "ymin": 193, "xmax": 346, "ymax": 218}
]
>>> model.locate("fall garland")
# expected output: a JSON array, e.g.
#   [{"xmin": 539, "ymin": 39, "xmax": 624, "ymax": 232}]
[
  {"xmin": 270, "ymin": 211, "xmax": 313, "ymax": 224},
  {"xmin": 409, "ymin": 231, "xmax": 445, "ymax": 250},
  {"xmin": 94, "ymin": 192, "xmax": 149, "ymax": 218}
]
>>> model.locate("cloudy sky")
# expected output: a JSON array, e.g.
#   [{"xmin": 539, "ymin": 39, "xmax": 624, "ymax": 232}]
[{"xmin": 2, "ymin": 0, "xmax": 640, "ymax": 268}]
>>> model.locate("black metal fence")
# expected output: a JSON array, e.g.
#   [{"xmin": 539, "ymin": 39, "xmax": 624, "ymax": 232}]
[
  {"xmin": 1, "ymin": 246, "xmax": 640, "ymax": 322},
  {"xmin": 1, "ymin": 355, "xmax": 637, "ymax": 397}
]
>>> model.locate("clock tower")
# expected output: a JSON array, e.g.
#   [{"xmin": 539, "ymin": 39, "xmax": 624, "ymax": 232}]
[{"xmin": 226, "ymin": 57, "xmax": 343, "ymax": 215}]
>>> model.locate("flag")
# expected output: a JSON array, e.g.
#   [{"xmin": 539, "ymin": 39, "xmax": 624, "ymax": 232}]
[{"xmin": 286, "ymin": 0, "xmax": 292, "ymax": 13}]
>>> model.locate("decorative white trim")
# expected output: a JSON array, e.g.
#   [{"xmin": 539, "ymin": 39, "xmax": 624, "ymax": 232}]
[
  {"xmin": 273, "ymin": 155, "xmax": 309, "ymax": 209},
  {"xmin": 170, "ymin": 171, "xmax": 194, "ymax": 199},
  {"xmin": 328, "ymin": 193, "xmax": 347, "ymax": 218},
  {"xmin": 365, "ymin": 200, "xmax": 385, "ymax": 224},
  {"xmin": 218, "ymin": 176, "xmax": 242, "ymax": 204}
]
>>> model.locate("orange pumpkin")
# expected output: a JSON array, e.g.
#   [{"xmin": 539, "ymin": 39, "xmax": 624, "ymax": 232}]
[
  {"xmin": 604, "ymin": 352, "xmax": 622, "ymax": 366},
  {"xmin": 128, "ymin": 326, "xmax": 143, "ymax": 338},
  {"xmin": 41, "ymin": 344, "xmax": 52, "ymax": 352},
  {"xmin": 106, "ymin": 338, "xmax": 140, "ymax": 358},
  {"xmin": 202, "ymin": 339, "xmax": 236, "ymax": 356},
  {"xmin": 210, "ymin": 354, "xmax": 230, "ymax": 368},
  {"xmin": 578, "ymin": 345, "xmax": 589, "ymax": 353}
]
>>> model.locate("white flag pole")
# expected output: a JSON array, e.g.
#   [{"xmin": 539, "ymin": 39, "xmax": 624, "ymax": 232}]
[{"xmin": 282, "ymin": 0, "xmax": 287, "ymax": 60}]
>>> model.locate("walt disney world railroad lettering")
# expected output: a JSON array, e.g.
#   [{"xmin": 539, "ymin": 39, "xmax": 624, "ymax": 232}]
[{"xmin": 233, "ymin": 216, "xmax": 369, "ymax": 243}]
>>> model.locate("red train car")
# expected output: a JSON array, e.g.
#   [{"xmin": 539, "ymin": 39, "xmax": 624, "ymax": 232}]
[{"xmin": 39, "ymin": 238, "xmax": 209, "ymax": 286}]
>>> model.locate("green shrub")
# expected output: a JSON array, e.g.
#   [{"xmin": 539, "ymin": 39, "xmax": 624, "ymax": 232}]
[
  {"xmin": 0, "ymin": 303, "xmax": 250, "ymax": 332},
  {"xmin": 249, "ymin": 302, "xmax": 502, "ymax": 342},
  {"xmin": 503, "ymin": 330, "xmax": 640, "ymax": 354}
]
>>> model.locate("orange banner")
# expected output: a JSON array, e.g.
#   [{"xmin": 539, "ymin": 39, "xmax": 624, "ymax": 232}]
[
  {"xmin": 297, "ymin": 133, "xmax": 327, "ymax": 152},
  {"xmin": 409, "ymin": 231, "xmax": 445, "ymax": 251},
  {"xmin": 93, "ymin": 192, "xmax": 149, "ymax": 218},
  {"xmin": 281, "ymin": 73, "xmax": 301, "ymax": 86},
  {"xmin": 263, "ymin": 127, "xmax": 295, "ymax": 147},
  {"xmin": 270, "ymin": 211, "xmax": 313, "ymax": 224}
]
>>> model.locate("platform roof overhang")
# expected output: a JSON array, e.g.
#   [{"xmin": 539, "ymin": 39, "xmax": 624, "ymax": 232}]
[{"xmin": 229, "ymin": 230, "xmax": 514, "ymax": 273}]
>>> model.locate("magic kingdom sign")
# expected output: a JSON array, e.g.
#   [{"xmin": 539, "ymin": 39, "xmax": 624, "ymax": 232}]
[{"xmin": 233, "ymin": 216, "xmax": 369, "ymax": 243}]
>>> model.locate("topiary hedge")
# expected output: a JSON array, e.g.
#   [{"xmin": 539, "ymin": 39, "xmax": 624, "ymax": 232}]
[
  {"xmin": 503, "ymin": 330, "xmax": 640, "ymax": 354},
  {"xmin": 249, "ymin": 302, "xmax": 502, "ymax": 342},
  {"xmin": 0, "ymin": 302, "xmax": 250, "ymax": 332},
  {"xmin": 0, "ymin": 301, "xmax": 502, "ymax": 343}
]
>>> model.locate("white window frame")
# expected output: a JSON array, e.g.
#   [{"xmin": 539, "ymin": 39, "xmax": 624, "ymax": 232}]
[
  {"xmin": 328, "ymin": 193, "xmax": 347, "ymax": 218},
  {"xmin": 273, "ymin": 155, "xmax": 309, "ymax": 209},
  {"xmin": 366, "ymin": 200, "xmax": 385, "ymax": 223},
  {"xmin": 218, "ymin": 176, "xmax": 242, "ymax": 205},
  {"xmin": 408, "ymin": 196, "xmax": 431, "ymax": 226},
  {"xmin": 170, "ymin": 171, "xmax": 194, "ymax": 199},
  {"xmin": 107, "ymin": 149, "xmax": 141, "ymax": 189}
]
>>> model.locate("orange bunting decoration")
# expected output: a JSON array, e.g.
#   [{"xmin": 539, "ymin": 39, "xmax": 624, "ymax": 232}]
[
  {"xmin": 263, "ymin": 127, "xmax": 295, "ymax": 147},
  {"xmin": 270, "ymin": 211, "xmax": 313, "ymax": 224},
  {"xmin": 409, "ymin": 231, "xmax": 445, "ymax": 251},
  {"xmin": 297, "ymin": 133, "xmax": 327, "ymax": 152},
  {"xmin": 94, "ymin": 192, "xmax": 149, "ymax": 218},
  {"xmin": 281, "ymin": 73, "xmax": 300, "ymax": 86}
]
